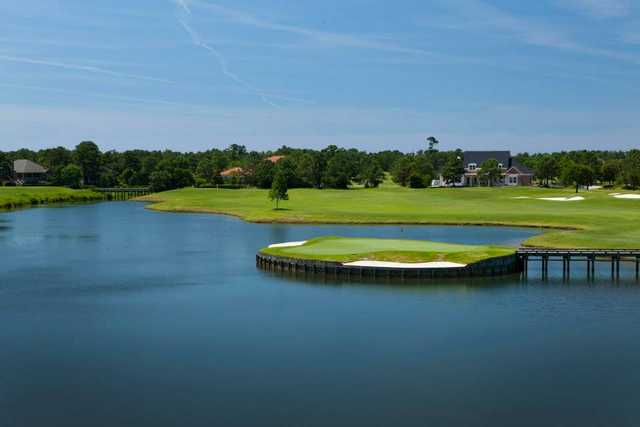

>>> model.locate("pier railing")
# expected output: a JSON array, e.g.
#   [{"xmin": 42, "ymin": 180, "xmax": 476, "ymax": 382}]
[
  {"xmin": 95, "ymin": 188, "xmax": 151, "ymax": 200},
  {"xmin": 517, "ymin": 248, "xmax": 640, "ymax": 280}
]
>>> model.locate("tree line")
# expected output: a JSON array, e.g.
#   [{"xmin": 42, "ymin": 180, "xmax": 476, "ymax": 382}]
[{"xmin": 1, "ymin": 140, "xmax": 640, "ymax": 191}]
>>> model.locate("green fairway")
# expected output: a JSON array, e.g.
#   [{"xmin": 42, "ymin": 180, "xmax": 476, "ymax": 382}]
[
  {"xmin": 0, "ymin": 187, "xmax": 102, "ymax": 210},
  {"xmin": 261, "ymin": 237, "xmax": 515, "ymax": 264},
  {"xmin": 141, "ymin": 184, "xmax": 640, "ymax": 249}
]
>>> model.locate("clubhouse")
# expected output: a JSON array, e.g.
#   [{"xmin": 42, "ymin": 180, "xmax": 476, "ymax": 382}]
[{"xmin": 434, "ymin": 151, "xmax": 534, "ymax": 187}]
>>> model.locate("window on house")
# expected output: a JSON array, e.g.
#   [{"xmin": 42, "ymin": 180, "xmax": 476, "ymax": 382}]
[
  {"xmin": 508, "ymin": 176, "xmax": 518, "ymax": 185},
  {"xmin": 468, "ymin": 163, "xmax": 477, "ymax": 171}
]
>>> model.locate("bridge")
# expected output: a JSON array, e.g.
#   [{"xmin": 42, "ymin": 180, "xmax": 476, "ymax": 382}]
[
  {"xmin": 517, "ymin": 248, "xmax": 640, "ymax": 280},
  {"xmin": 95, "ymin": 188, "xmax": 151, "ymax": 200}
]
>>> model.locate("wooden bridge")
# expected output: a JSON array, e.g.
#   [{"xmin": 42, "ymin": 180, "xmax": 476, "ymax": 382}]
[
  {"xmin": 95, "ymin": 188, "xmax": 151, "ymax": 200},
  {"xmin": 517, "ymin": 248, "xmax": 640, "ymax": 280}
]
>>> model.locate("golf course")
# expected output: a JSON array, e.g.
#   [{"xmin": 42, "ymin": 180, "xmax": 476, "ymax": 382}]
[
  {"xmin": 261, "ymin": 237, "xmax": 515, "ymax": 265},
  {"xmin": 0, "ymin": 187, "xmax": 102, "ymax": 210},
  {"xmin": 142, "ymin": 183, "xmax": 640, "ymax": 249}
]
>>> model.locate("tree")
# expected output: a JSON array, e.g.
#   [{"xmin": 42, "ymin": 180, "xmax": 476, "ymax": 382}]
[
  {"xmin": 296, "ymin": 152, "xmax": 325, "ymax": 188},
  {"xmin": 358, "ymin": 161, "xmax": 384, "ymax": 188},
  {"xmin": 409, "ymin": 173, "xmax": 426, "ymax": 188},
  {"xmin": 225, "ymin": 144, "xmax": 247, "ymax": 162},
  {"xmin": 427, "ymin": 136, "xmax": 439, "ymax": 153},
  {"xmin": 622, "ymin": 150, "xmax": 640, "ymax": 189},
  {"xmin": 441, "ymin": 153, "xmax": 464, "ymax": 186},
  {"xmin": 561, "ymin": 162, "xmax": 595, "ymax": 192},
  {"xmin": 412, "ymin": 155, "xmax": 435, "ymax": 186},
  {"xmin": 60, "ymin": 164, "xmax": 82, "ymax": 188},
  {"xmin": 252, "ymin": 159, "xmax": 275, "ymax": 189},
  {"xmin": 149, "ymin": 170, "xmax": 173, "ymax": 192},
  {"xmin": 0, "ymin": 153, "xmax": 12, "ymax": 182},
  {"xmin": 269, "ymin": 170, "xmax": 289, "ymax": 209},
  {"xmin": 195, "ymin": 157, "xmax": 217, "ymax": 185},
  {"xmin": 391, "ymin": 156, "xmax": 413, "ymax": 187},
  {"xmin": 75, "ymin": 141, "xmax": 101, "ymax": 186},
  {"xmin": 323, "ymin": 151, "xmax": 353, "ymax": 189},
  {"xmin": 277, "ymin": 157, "xmax": 298, "ymax": 187},
  {"xmin": 535, "ymin": 155, "xmax": 559, "ymax": 187},
  {"xmin": 172, "ymin": 168, "xmax": 195, "ymax": 189},
  {"xmin": 479, "ymin": 158, "xmax": 502, "ymax": 187},
  {"xmin": 118, "ymin": 168, "xmax": 137, "ymax": 187},
  {"xmin": 601, "ymin": 159, "xmax": 622, "ymax": 185},
  {"xmin": 38, "ymin": 146, "xmax": 72, "ymax": 184}
]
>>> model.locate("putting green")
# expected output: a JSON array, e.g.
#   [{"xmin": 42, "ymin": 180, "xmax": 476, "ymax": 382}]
[{"xmin": 261, "ymin": 237, "xmax": 515, "ymax": 264}]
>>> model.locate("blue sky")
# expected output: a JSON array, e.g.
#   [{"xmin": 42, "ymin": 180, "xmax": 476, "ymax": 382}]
[{"xmin": 1, "ymin": 0, "xmax": 639, "ymax": 153}]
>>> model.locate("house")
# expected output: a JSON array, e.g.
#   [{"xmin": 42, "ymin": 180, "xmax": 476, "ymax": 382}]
[
  {"xmin": 462, "ymin": 151, "xmax": 533, "ymax": 186},
  {"xmin": 219, "ymin": 155, "xmax": 285, "ymax": 181},
  {"xmin": 13, "ymin": 159, "xmax": 48, "ymax": 185},
  {"xmin": 220, "ymin": 166, "xmax": 244, "ymax": 179},
  {"xmin": 265, "ymin": 155, "xmax": 285, "ymax": 163}
]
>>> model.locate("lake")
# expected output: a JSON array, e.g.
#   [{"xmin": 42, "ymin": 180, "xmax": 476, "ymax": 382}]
[{"xmin": 1, "ymin": 202, "xmax": 640, "ymax": 426}]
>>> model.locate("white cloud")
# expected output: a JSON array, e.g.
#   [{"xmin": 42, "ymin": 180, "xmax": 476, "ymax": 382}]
[
  {"xmin": 558, "ymin": 0, "xmax": 631, "ymax": 18},
  {"xmin": 189, "ymin": 0, "xmax": 442, "ymax": 58},
  {"xmin": 423, "ymin": 0, "xmax": 640, "ymax": 65},
  {"xmin": 0, "ymin": 54, "xmax": 171, "ymax": 83}
]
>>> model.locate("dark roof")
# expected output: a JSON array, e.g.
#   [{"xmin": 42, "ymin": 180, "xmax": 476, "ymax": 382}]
[
  {"xmin": 510, "ymin": 158, "xmax": 534, "ymax": 175},
  {"xmin": 463, "ymin": 151, "xmax": 511, "ymax": 166},
  {"xmin": 13, "ymin": 159, "xmax": 47, "ymax": 174}
]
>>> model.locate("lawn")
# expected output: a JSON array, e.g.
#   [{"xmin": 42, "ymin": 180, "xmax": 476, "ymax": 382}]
[
  {"xmin": 261, "ymin": 237, "xmax": 515, "ymax": 264},
  {"xmin": 0, "ymin": 187, "xmax": 102, "ymax": 210},
  {"xmin": 141, "ymin": 184, "xmax": 640, "ymax": 249}
]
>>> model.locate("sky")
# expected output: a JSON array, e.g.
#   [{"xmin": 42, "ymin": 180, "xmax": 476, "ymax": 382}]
[{"xmin": 1, "ymin": 0, "xmax": 639, "ymax": 153}]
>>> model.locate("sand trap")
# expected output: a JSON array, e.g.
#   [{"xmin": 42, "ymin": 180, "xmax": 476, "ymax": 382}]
[
  {"xmin": 342, "ymin": 260, "xmax": 467, "ymax": 269},
  {"xmin": 613, "ymin": 194, "xmax": 640, "ymax": 200},
  {"xmin": 609, "ymin": 193, "xmax": 621, "ymax": 196},
  {"xmin": 512, "ymin": 196, "xmax": 530, "ymax": 199},
  {"xmin": 268, "ymin": 241, "xmax": 307, "ymax": 248},
  {"xmin": 537, "ymin": 196, "xmax": 584, "ymax": 201}
]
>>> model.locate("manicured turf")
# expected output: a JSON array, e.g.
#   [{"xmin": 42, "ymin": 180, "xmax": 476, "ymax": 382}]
[
  {"xmin": 261, "ymin": 237, "xmax": 515, "ymax": 264},
  {"xmin": 0, "ymin": 187, "xmax": 102, "ymax": 210},
  {"xmin": 141, "ymin": 183, "xmax": 640, "ymax": 249}
]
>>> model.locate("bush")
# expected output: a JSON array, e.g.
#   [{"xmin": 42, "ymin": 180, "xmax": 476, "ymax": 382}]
[
  {"xmin": 409, "ymin": 174, "xmax": 426, "ymax": 188},
  {"xmin": 60, "ymin": 164, "xmax": 83, "ymax": 188}
]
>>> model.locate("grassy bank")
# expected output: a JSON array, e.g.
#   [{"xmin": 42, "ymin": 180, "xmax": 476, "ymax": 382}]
[
  {"xmin": 261, "ymin": 237, "xmax": 514, "ymax": 264},
  {"xmin": 0, "ymin": 187, "xmax": 102, "ymax": 210},
  {"xmin": 140, "ymin": 185, "xmax": 640, "ymax": 249}
]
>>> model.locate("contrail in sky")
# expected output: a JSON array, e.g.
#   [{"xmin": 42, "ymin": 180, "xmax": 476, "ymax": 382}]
[
  {"xmin": 175, "ymin": 0, "xmax": 192, "ymax": 15},
  {"xmin": 0, "ymin": 54, "xmax": 171, "ymax": 83},
  {"xmin": 174, "ymin": 2, "xmax": 281, "ymax": 107}
]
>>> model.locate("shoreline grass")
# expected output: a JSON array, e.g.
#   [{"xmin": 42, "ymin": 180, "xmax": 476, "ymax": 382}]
[
  {"xmin": 0, "ymin": 187, "xmax": 103, "ymax": 211},
  {"xmin": 140, "ymin": 185, "xmax": 640, "ymax": 249},
  {"xmin": 261, "ymin": 237, "xmax": 515, "ymax": 264}
]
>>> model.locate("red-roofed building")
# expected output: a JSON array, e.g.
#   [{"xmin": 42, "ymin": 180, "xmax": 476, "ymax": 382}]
[
  {"xmin": 220, "ymin": 167, "xmax": 244, "ymax": 178},
  {"xmin": 265, "ymin": 155, "xmax": 285, "ymax": 163}
]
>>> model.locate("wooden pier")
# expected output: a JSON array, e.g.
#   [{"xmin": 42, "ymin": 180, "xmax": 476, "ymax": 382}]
[
  {"xmin": 96, "ymin": 188, "xmax": 151, "ymax": 200},
  {"xmin": 517, "ymin": 248, "xmax": 640, "ymax": 280}
]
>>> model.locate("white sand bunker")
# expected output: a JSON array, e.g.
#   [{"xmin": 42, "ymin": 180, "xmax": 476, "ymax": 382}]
[
  {"xmin": 268, "ymin": 241, "xmax": 307, "ymax": 248},
  {"xmin": 537, "ymin": 196, "xmax": 584, "ymax": 202},
  {"xmin": 342, "ymin": 260, "xmax": 467, "ymax": 269},
  {"xmin": 613, "ymin": 194, "xmax": 640, "ymax": 200},
  {"xmin": 512, "ymin": 196, "xmax": 530, "ymax": 199}
]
